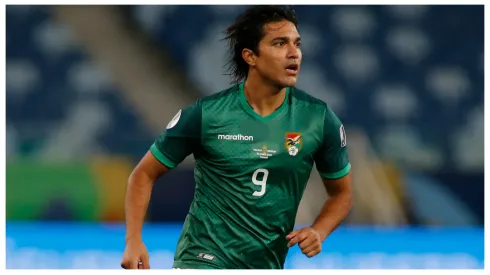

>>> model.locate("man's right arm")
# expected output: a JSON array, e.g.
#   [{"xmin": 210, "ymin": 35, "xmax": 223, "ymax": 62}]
[
  {"xmin": 124, "ymin": 150, "xmax": 169, "ymax": 244},
  {"xmin": 124, "ymin": 100, "xmax": 202, "ymax": 244}
]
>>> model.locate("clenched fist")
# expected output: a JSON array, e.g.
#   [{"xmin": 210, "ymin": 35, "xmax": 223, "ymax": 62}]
[
  {"xmin": 121, "ymin": 239, "xmax": 150, "ymax": 269},
  {"xmin": 286, "ymin": 227, "xmax": 323, "ymax": 258}
]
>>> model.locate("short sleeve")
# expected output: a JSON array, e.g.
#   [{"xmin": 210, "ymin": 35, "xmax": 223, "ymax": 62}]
[
  {"xmin": 150, "ymin": 100, "xmax": 201, "ymax": 169},
  {"xmin": 314, "ymin": 105, "xmax": 351, "ymax": 179}
]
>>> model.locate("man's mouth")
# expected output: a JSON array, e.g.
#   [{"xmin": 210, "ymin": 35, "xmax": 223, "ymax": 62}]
[{"xmin": 285, "ymin": 64, "xmax": 299, "ymax": 74}]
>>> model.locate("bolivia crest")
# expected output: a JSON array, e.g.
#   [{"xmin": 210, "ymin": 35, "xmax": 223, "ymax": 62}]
[{"xmin": 285, "ymin": 132, "xmax": 302, "ymax": 156}]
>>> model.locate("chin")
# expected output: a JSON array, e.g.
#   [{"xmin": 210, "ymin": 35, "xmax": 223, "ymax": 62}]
[
  {"xmin": 281, "ymin": 77, "xmax": 297, "ymax": 87},
  {"xmin": 270, "ymin": 76, "xmax": 298, "ymax": 89}
]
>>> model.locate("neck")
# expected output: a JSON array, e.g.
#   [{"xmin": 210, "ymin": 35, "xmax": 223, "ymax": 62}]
[{"xmin": 243, "ymin": 73, "xmax": 288, "ymax": 117}]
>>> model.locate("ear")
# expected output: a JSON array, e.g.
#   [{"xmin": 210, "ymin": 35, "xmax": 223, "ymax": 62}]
[{"xmin": 242, "ymin": 48, "xmax": 257, "ymax": 67}]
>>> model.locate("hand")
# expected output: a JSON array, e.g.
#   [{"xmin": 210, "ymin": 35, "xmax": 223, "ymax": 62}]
[
  {"xmin": 121, "ymin": 239, "xmax": 150, "ymax": 269},
  {"xmin": 286, "ymin": 227, "xmax": 323, "ymax": 258}
]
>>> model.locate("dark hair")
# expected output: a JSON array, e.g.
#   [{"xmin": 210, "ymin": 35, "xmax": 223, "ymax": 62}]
[{"xmin": 223, "ymin": 5, "xmax": 298, "ymax": 84}]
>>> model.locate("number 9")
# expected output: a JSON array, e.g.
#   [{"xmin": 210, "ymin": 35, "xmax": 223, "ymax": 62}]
[{"xmin": 252, "ymin": 168, "xmax": 269, "ymax": 197}]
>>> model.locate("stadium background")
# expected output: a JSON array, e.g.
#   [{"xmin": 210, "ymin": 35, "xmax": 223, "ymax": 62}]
[{"xmin": 6, "ymin": 5, "xmax": 484, "ymax": 269}]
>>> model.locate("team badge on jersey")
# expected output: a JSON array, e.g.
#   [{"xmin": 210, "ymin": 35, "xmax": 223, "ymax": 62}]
[
  {"xmin": 285, "ymin": 132, "xmax": 302, "ymax": 156},
  {"xmin": 340, "ymin": 124, "xmax": 346, "ymax": 147}
]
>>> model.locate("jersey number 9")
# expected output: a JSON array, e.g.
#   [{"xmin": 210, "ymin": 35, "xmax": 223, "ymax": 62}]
[{"xmin": 252, "ymin": 168, "xmax": 269, "ymax": 197}]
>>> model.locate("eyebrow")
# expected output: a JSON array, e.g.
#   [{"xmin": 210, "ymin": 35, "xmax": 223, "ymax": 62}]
[{"xmin": 271, "ymin": 36, "xmax": 301, "ymax": 43}]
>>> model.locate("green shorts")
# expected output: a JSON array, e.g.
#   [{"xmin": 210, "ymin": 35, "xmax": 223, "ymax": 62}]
[{"xmin": 173, "ymin": 260, "xmax": 224, "ymax": 269}]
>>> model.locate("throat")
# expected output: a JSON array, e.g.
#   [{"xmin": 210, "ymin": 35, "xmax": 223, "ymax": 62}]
[
  {"xmin": 243, "ymin": 81, "xmax": 287, "ymax": 117},
  {"xmin": 249, "ymin": 103, "xmax": 280, "ymax": 117}
]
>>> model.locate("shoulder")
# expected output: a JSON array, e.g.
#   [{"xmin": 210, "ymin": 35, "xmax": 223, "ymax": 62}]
[
  {"xmin": 290, "ymin": 86, "xmax": 326, "ymax": 106},
  {"xmin": 290, "ymin": 86, "xmax": 333, "ymax": 117},
  {"xmin": 181, "ymin": 84, "xmax": 239, "ymax": 114},
  {"xmin": 290, "ymin": 87, "xmax": 343, "ymax": 134},
  {"xmin": 199, "ymin": 84, "xmax": 240, "ymax": 105}
]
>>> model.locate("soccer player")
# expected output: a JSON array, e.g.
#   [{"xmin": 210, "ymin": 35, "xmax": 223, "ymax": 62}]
[{"xmin": 121, "ymin": 5, "xmax": 353, "ymax": 269}]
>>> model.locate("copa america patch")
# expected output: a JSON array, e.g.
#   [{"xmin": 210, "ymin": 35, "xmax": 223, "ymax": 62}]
[
  {"xmin": 166, "ymin": 109, "xmax": 182, "ymax": 129},
  {"xmin": 340, "ymin": 125, "xmax": 346, "ymax": 147}
]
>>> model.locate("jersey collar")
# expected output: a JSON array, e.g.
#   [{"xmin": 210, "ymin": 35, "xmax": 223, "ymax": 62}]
[{"xmin": 238, "ymin": 82, "xmax": 290, "ymax": 122}]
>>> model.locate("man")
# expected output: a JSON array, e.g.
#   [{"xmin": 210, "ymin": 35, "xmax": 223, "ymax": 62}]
[{"xmin": 121, "ymin": 5, "xmax": 353, "ymax": 269}]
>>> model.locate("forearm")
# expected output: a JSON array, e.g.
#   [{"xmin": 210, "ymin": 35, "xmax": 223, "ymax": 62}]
[
  {"xmin": 125, "ymin": 171, "xmax": 154, "ymax": 243},
  {"xmin": 311, "ymin": 191, "xmax": 353, "ymax": 241}
]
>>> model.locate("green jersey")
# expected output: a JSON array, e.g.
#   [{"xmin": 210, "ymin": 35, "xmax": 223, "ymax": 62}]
[{"xmin": 150, "ymin": 82, "xmax": 351, "ymax": 269}]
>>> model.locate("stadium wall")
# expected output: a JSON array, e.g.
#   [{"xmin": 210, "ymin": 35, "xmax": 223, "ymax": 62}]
[{"xmin": 6, "ymin": 222, "xmax": 484, "ymax": 269}]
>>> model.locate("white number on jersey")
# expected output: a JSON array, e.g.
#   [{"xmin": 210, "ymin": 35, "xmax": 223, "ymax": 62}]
[{"xmin": 252, "ymin": 168, "xmax": 269, "ymax": 197}]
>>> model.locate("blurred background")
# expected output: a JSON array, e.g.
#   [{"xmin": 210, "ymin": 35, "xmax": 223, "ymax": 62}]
[{"xmin": 6, "ymin": 5, "xmax": 484, "ymax": 269}]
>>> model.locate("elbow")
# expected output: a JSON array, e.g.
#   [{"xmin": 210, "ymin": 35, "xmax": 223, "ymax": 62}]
[
  {"xmin": 335, "ymin": 175, "xmax": 354, "ymax": 210},
  {"xmin": 326, "ymin": 179, "xmax": 354, "ymax": 211},
  {"xmin": 127, "ymin": 167, "xmax": 140, "ymax": 186},
  {"xmin": 127, "ymin": 166, "xmax": 153, "ymax": 188},
  {"xmin": 344, "ymin": 190, "xmax": 354, "ymax": 211},
  {"xmin": 330, "ymin": 186, "xmax": 353, "ymax": 210},
  {"xmin": 125, "ymin": 167, "xmax": 155, "ymax": 203},
  {"xmin": 340, "ymin": 180, "xmax": 354, "ymax": 211},
  {"xmin": 128, "ymin": 150, "xmax": 169, "ymax": 187}
]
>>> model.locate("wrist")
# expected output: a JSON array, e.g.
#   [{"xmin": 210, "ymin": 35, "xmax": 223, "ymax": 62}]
[
  {"xmin": 311, "ymin": 224, "xmax": 330, "ymax": 241},
  {"xmin": 125, "ymin": 235, "xmax": 143, "ymax": 244}
]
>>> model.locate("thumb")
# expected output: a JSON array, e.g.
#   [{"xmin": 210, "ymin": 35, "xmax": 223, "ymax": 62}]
[{"xmin": 286, "ymin": 228, "xmax": 302, "ymax": 240}]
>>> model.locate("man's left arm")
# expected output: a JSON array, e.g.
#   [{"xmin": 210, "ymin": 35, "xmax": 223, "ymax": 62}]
[
  {"xmin": 287, "ymin": 106, "xmax": 353, "ymax": 257},
  {"xmin": 311, "ymin": 173, "xmax": 353, "ymax": 241}
]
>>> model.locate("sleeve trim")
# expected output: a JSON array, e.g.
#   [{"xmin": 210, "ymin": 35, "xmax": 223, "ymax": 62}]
[
  {"xmin": 320, "ymin": 163, "xmax": 351, "ymax": 179},
  {"xmin": 150, "ymin": 144, "xmax": 177, "ymax": 169}
]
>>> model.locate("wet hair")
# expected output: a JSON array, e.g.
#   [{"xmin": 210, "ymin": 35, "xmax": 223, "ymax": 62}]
[{"xmin": 223, "ymin": 5, "xmax": 298, "ymax": 84}]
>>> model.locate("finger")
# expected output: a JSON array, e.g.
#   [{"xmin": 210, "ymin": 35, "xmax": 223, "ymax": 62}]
[
  {"xmin": 139, "ymin": 261, "xmax": 150, "ymax": 269},
  {"xmin": 120, "ymin": 261, "xmax": 127, "ymax": 269},
  {"xmin": 298, "ymin": 236, "xmax": 316, "ymax": 250},
  {"xmin": 302, "ymin": 242, "xmax": 321, "ymax": 255},
  {"xmin": 138, "ymin": 262, "xmax": 149, "ymax": 269},
  {"xmin": 288, "ymin": 232, "xmax": 309, "ymax": 247},
  {"xmin": 286, "ymin": 228, "xmax": 302, "ymax": 240},
  {"xmin": 140, "ymin": 254, "xmax": 150, "ymax": 269},
  {"xmin": 306, "ymin": 249, "xmax": 321, "ymax": 258},
  {"xmin": 129, "ymin": 260, "xmax": 139, "ymax": 269}
]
